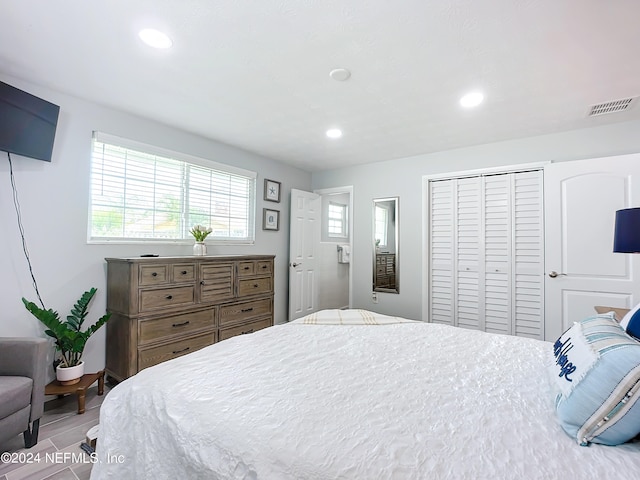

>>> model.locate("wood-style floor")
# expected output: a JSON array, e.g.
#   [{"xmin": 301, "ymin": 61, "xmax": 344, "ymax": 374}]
[{"xmin": 0, "ymin": 385, "xmax": 109, "ymax": 480}]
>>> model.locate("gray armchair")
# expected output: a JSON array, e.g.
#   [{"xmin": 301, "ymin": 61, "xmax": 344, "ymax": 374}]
[{"xmin": 0, "ymin": 337, "xmax": 48, "ymax": 449}]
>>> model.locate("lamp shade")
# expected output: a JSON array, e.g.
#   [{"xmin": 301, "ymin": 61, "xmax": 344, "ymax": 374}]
[{"xmin": 613, "ymin": 208, "xmax": 640, "ymax": 253}]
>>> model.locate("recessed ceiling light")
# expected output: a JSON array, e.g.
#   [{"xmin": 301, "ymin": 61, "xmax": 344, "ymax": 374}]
[
  {"xmin": 138, "ymin": 29, "xmax": 173, "ymax": 49},
  {"xmin": 326, "ymin": 128, "xmax": 343, "ymax": 139},
  {"xmin": 329, "ymin": 68, "xmax": 351, "ymax": 81},
  {"xmin": 460, "ymin": 91, "xmax": 484, "ymax": 108}
]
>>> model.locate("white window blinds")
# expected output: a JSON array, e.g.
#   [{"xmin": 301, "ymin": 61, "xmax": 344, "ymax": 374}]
[{"xmin": 89, "ymin": 132, "xmax": 256, "ymax": 243}]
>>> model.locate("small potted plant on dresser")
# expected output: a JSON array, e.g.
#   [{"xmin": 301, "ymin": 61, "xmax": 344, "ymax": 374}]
[{"xmin": 22, "ymin": 288, "xmax": 111, "ymax": 385}]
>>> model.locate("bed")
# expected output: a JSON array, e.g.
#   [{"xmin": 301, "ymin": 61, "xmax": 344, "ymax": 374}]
[{"xmin": 90, "ymin": 309, "xmax": 640, "ymax": 479}]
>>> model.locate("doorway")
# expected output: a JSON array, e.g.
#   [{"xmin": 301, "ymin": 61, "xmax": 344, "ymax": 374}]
[
  {"xmin": 423, "ymin": 154, "xmax": 640, "ymax": 341},
  {"xmin": 288, "ymin": 186, "xmax": 353, "ymax": 321},
  {"xmin": 544, "ymin": 153, "xmax": 640, "ymax": 340},
  {"xmin": 425, "ymin": 168, "xmax": 544, "ymax": 339}
]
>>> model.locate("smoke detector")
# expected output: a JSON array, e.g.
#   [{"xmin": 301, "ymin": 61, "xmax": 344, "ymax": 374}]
[
  {"xmin": 329, "ymin": 69, "xmax": 351, "ymax": 81},
  {"xmin": 588, "ymin": 97, "xmax": 637, "ymax": 117}
]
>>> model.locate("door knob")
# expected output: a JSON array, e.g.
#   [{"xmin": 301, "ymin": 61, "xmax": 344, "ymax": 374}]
[
  {"xmin": 548, "ymin": 271, "xmax": 567, "ymax": 278},
  {"xmin": 291, "ymin": 262, "xmax": 302, "ymax": 267}
]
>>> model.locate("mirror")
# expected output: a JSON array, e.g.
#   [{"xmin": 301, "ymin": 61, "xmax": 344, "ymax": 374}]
[{"xmin": 373, "ymin": 197, "xmax": 399, "ymax": 293}]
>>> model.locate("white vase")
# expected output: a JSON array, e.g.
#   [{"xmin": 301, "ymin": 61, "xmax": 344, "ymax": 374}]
[
  {"xmin": 193, "ymin": 241, "xmax": 207, "ymax": 256},
  {"xmin": 56, "ymin": 361, "xmax": 84, "ymax": 385}
]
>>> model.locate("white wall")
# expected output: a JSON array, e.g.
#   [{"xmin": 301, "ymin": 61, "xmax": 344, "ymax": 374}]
[
  {"xmin": 317, "ymin": 243, "xmax": 350, "ymax": 310},
  {"xmin": 312, "ymin": 119, "xmax": 640, "ymax": 321},
  {"xmin": 0, "ymin": 75, "xmax": 311, "ymax": 374},
  {"xmin": 317, "ymin": 192, "xmax": 350, "ymax": 310}
]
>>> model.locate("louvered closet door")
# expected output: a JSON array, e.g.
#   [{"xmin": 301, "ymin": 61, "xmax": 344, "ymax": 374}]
[
  {"xmin": 429, "ymin": 177, "xmax": 484, "ymax": 328},
  {"xmin": 484, "ymin": 174, "xmax": 511, "ymax": 335},
  {"xmin": 512, "ymin": 171, "xmax": 544, "ymax": 338},
  {"xmin": 456, "ymin": 178, "xmax": 482, "ymax": 330},
  {"xmin": 429, "ymin": 180, "xmax": 455, "ymax": 325},
  {"xmin": 428, "ymin": 170, "xmax": 543, "ymax": 339}
]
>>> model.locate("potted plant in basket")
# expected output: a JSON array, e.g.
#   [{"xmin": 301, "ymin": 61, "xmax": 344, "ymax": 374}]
[{"xmin": 22, "ymin": 288, "xmax": 111, "ymax": 385}]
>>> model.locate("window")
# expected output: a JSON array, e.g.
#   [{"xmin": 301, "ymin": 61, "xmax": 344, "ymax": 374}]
[
  {"xmin": 374, "ymin": 205, "xmax": 388, "ymax": 247},
  {"xmin": 89, "ymin": 132, "xmax": 256, "ymax": 243},
  {"xmin": 327, "ymin": 201, "xmax": 347, "ymax": 238}
]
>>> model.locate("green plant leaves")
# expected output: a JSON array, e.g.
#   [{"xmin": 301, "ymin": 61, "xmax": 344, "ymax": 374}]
[
  {"xmin": 67, "ymin": 287, "xmax": 97, "ymax": 331},
  {"xmin": 22, "ymin": 288, "xmax": 111, "ymax": 367}
]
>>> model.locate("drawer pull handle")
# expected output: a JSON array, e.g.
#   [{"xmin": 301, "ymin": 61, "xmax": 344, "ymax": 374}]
[
  {"xmin": 200, "ymin": 281, "xmax": 205, "ymax": 285},
  {"xmin": 262, "ymin": 265, "xmax": 267, "ymax": 269},
  {"xmin": 165, "ymin": 295, "xmax": 173, "ymax": 300},
  {"xmin": 253, "ymin": 284, "xmax": 259, "ymax": 288},
  {"xmin": 241, "ymin": 307, "xmax": 254, "ymax": 313},
  {"xmin": 152, "ymin": 272, "xmax": 158, "ymax": 277},
  {"xmin": 241, "ymin": 329, "xmax": 254, "ymax": 335},
  {"xmin": 172, "ymin": 321, "xmax": 190, "ymax": 327},
  {"xmin": 244, "ymin": 266, "xmax": 250, "ymax": 270},
  {"xmin": 181, "ymin": 270, "xmax": 188, "ymax": 275},
  {"xmin": 172, "ymin": 347, "xmax": 190, "ymax": 354}
]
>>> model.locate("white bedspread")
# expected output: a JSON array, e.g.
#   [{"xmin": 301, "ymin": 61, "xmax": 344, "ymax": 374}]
[{"xmin": 91, "ymin": 313, "xmax": 640, "ymax": 480}]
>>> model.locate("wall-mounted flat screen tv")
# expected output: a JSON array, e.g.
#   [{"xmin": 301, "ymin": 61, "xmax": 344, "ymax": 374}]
[{"xmin": 0, "ymin": 81, "xmax": 60, "ymax": 162}]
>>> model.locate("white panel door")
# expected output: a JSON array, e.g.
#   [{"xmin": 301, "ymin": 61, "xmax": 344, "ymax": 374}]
[
  {"xmin": 544, "ymin": 154, "xmax": 640, "ymax": 341},
  {"xmin": 289, "ymin": 189, "xmax": 320, "ymax": 321}
]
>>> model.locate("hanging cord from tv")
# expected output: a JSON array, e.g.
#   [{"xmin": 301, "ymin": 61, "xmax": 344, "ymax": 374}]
[{"xmin": 7, "ymin": 152, "xmax": 46, "ymax": 309}]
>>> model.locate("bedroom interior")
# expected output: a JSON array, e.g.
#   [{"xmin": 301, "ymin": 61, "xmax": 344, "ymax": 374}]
[{"xmin": 2, "ymin": 0, "xmax": 640, "ymax": 478}]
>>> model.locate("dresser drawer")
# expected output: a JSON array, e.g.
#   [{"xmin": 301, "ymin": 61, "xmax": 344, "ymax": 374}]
[
  {"xmin": 172, "ymin": 263, "xmax": 196, "ymax": 283},
  {"xmin": 219, "ymin": 298, "xmax": 272, "ymax": 327},
  {"xmin": 219, "ymin": 317, "xmax": 272, "ymax": 341},
  {"xmin": 138, "ymin": 332, "xmax": 215, "ymax": 371},
  {"xmin": 237, "ymin": 261, "xmax": 255, "ymax": 276},
  {"xmin": 139, "ymin": 286, "xmax": 195, "ymax": 312},
  {"xmin": 139, "ymin": 308, "xmax": 215, "ymax": 344},
  {"xmin": 256, "ymin": 260, "xmax": 273, "ymax": 275},
  {"xmin": 238, "ymin": 277, "xmax": 273, "ymax": 297},
  {"xmin": 139, "ymin": 264, "xmax": 169, "ymax": 286},
  {"xmin": 238, "ymin": 260, "xmax": 273, "ymax": 277}
]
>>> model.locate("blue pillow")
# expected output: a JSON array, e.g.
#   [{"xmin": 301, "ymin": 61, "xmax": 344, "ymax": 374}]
[
  {"xmin": 550, "ymin": 314, "xmax": 640, "ymax": 446},
  {"xmin": 620, "ymin": 303, "xmax": 640, "ymax": 340}
]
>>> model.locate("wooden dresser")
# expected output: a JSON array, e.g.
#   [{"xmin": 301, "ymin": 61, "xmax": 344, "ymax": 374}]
[
  {"xmin": 105, "ymin": 254, "xmax": 274, "ymax": 382},
  {"xmin": 375, "ymin": 253, "xmax": 396, "ymax": 289}
]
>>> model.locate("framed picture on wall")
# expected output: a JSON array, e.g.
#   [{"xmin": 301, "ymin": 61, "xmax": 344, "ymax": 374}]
[
  {"xmin": 264, "ymin": 179, "xmax": 281, "ymax": 202},
  {"xmin": 263, "ymin": 208, "xmax": 280, "ymax": 231}
]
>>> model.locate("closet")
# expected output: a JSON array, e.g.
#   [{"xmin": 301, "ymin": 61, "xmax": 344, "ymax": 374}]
[{"xmin": 428, "ymin": 169, "xmax": 543, "ymax": 339}]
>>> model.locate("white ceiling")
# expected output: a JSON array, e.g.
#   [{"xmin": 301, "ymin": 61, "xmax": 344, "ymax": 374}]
[{"xmin": 2, "ymin": 0, "xmax": 640, "ymax": 172}]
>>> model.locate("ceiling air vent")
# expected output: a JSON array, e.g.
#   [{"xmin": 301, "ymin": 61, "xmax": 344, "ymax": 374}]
[{"xmin": 588, "ymin": 97, "xmax": 637, "ymax": 117}]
